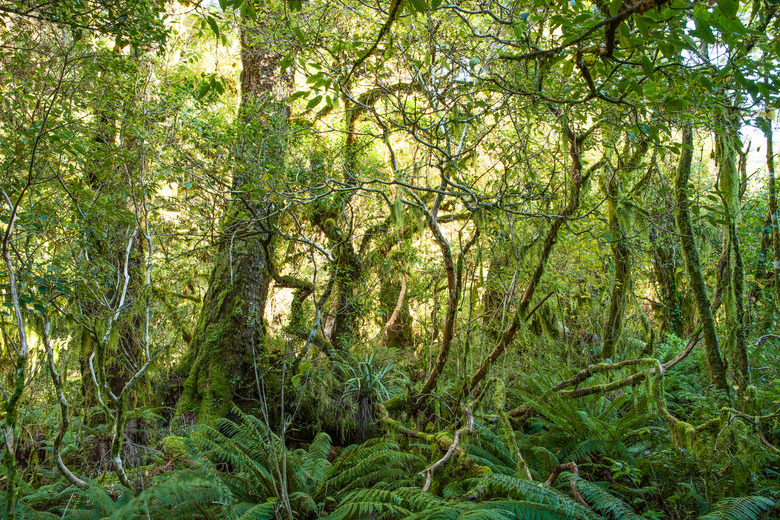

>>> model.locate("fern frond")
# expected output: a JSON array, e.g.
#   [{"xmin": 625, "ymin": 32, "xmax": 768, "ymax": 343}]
[
  {"xmin": 565, "ymin": 439, "xmax": 632, "ymax": 464},
  {"xmin": 234, "ymin": 501, "xmax": 277, "ymax": 520},
  {"xmin": 568, "ymin": 476, "xmax": 641, "ymax": 520},
  {"xmin": 15, "ymin": 503, "xmax": 61, "ymax": 520},
  {"xmin": 699, "ymin": 496, "xmax": 775, "ymax": 520},
  {"xmin": 470, "ymin": 423, "xmax": 517, "ymax": 467},
  {"xmin": 328, "ymin": 488, "xmax": 410, "ymax": 520},
  {"xmin": 405, "ymin": 504, "xmax": 463, "ymax": 520},
  {"xmin": 393, "ymin": 486, "xmax": 447, "ymax": 511},
  {"xmin": 109, "ymin": 476, "xmax": 223, "ymax": 520},
  {"xmin": 83, "ymin": 484, "xmax": 119, "ymax": 517},
  {"xmin": 455, "ymin": 508, "xmax": 515, "ymax": 520},
  {"xmin": 288, "ymin": 491, "xmax": 317, "ymax": 516},
  {"xmin": 474, "ymin": 499, "xmax": 573, "ymax": 520},
  {"xmin": 471, "ymin": 474, "xmax": 598, "ymax": 520},
  {"xmin": 325, "ymin": 439, "xmax": 422, "ymax": 495},
  {"xmin": 305, "ymin": 431, "xmax": 332, "ymax": 482}
]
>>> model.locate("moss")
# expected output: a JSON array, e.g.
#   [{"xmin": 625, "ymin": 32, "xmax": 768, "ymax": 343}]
[
  {"xmin": 161, "ymin": 435, "xmax": 187, "ymax": 458},
  {"xmin": 674, "ymin": 421, "xmax": 696, "ymax": 450},
  {"xmin": 382, "ymin": 396, "xmax": 405, "ymax": 413},
  {"xmin": 491, "ymin": 378, "xmax": 506, "ymax": 411}
]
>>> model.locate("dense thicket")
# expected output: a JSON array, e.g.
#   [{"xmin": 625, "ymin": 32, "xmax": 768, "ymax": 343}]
[{"xmin": 2, "ymin": 0, "xmax": 780, "ymax": 518}]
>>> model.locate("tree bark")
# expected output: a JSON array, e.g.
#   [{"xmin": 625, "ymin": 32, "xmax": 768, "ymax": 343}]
[
  {"xmin": 675, "ymin": 125, "xmax": 729, "ymax": 393},
  {"xmin": 178, "ymin": 23, "xmax": 285, "ymax": 422},
  {"xmin": 763, "ymin": 118, "xmax": 780, "ymax": 306},
  {"xmin": 650, "ymin": 228, "xmax": 684, "ymax": 337},
  {"xmin": 715, "ymin": 115, "xmax": 749, "ymax": 392}
]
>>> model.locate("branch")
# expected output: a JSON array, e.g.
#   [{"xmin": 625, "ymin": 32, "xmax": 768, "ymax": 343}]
[
  {"xmin": 508, "ymin": 331, "xmax": 701, "ymax": 421},
  {"xmin": 42, "ymin": 318, "xmax": 88, "ymax": 489},
  {"xmin": 420, "ymin": 408, "xmax": 474, "ymax": 492},
  {"xmin": 377, "ymin": 273, "xmax": 406, "ymax": 343},
  {"xmin": 544, "ymin": 462, "xmax": 589, "ymax": 508}
]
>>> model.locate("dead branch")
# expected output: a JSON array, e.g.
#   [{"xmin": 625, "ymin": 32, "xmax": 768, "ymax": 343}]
[{"xmin": 544, "ymin": 461, "xmax": 589, "ymax": 508}]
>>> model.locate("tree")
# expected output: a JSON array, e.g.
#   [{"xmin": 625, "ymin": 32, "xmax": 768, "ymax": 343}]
[{"xmin": 178, "ymin": 4, "xmax": 290, "ymax": 421}]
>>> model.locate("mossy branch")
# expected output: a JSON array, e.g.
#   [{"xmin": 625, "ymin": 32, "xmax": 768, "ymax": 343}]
[{"xmin": 509, "ymin": 329, "xmax": 701, "ymax": 421}]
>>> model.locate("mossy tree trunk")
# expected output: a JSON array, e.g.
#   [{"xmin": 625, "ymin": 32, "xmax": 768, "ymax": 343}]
[
  {"xmin": 716, "ymin": 115, "xmax": 749, "ymax": 392},
  {"xmin": 650, "ymin": 228, "xmax": 684, "ymax": 337},
  {"xmin": 674, "ymin": 125, "xmax": 729, "ymax": 394},
  {"xmin": 761, "ymin": 117, "xmax": 780, "ymax": 305},
  {"xmin": 601, "ymin": 140, "xmax": 647, "ymax": 360},
  {"xmin": 601, "ymin": 173, "xmax": 629, "ymax": 360},
  {"xmin": 482, "ymin": 236, "xmax": 511, "ymax": 342},
  {"xmin": 468, "ymin": 120, "xmax": 589, "ymax": 395},
  {"xmin": 178, "ymin": 22, "xmax": 286, "ymax": 422}
]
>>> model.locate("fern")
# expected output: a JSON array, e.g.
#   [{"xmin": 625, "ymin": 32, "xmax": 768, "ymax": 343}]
[
  {"xmin": 328, "ymin": 490, "xmax": 411, "ymax": 520},
  {"xmin": 567, "ymin": 476, "xmax": 641, "ymax": 520},
  {"xmin": 698, "ymin": 496, "xmax": 775, "ymax": 520},
  {"xmin": 233, "ymin": 501, "xmax": 277, "ymax": 520},
  {"xmin": 470, "ymin": 473, "xmax": 600, "ymax": 520},
  {"xmin": 473, "ymin": 500, "xmax": 573, "ymax": 520},
  {"xmin": 323, "ymin": 438, "xmax": 423, "ymax": 497},
  {"xmin": 109, "ymin": 475, "xmax": 226, "ymax": 519}
]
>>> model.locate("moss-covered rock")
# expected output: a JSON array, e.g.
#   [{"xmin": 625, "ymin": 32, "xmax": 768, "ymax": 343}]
[{"xmin": 161, "ymin": 435, "xmax": 187, "ymax": 458}]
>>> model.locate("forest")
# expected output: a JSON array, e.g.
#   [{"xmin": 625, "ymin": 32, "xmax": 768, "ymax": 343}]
[{"xmin": 2, "ymin": 0, "xmax": 780, "ymax": 517}]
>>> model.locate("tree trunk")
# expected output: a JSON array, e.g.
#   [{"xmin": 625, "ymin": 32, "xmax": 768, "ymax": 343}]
[
  {"xmin": 650, "ymin": 229, "xmax": 684, "ymax": 338},
  {"xmin": 468, "ymin": 122, "xmax": 587, "ymax": 395},
  {"xmin": 763, "ymin": 118, "xmax": 780, "ymax": 305},
  {"xmin": 675, "ymin": 125, "xmax": 729, "ymax": 393},
  {"xmin": 602, "ymin": 172, "xmax": 630, "ymax": 360},
  {"xmin": 716, "ymin": 116, "xmax": 749, "ymax": 391},
  {"xmin": 178, "ymin": 23, "xmax": 285, "ymax": 422}
]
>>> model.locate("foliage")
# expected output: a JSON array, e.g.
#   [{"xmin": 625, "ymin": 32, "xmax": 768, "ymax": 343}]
[{"xmin": 3, "ymin": 0, "xmax": 780, "ymax": 518}]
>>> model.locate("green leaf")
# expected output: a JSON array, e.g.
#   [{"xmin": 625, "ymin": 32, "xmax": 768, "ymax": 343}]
[
  {"xmin": 306, "ymin": 95, "xmax": 323, "ymax": 109},
  {"xmin": 563, "ymin": 59, "xmax": 574, "ymax": 77},
  {"xmin": 407, "ymin": 0, "xmax": 428, "ymax": 13},
  {"xmin": 609, "ymin": 0, "xmax": 622, "ymax": 17},
  {"xmin": 718, "ymin": 0, "xmax": 738, "ymax": 18},
  {"xmin": 206, "ymin": 16, "xmax": 219, "ymax": 40},
  {"xmin": 197, "ymin": 81, "xmax": 210, "ymax": 99},
  {"xmin": 240, "ymin": 0, "xmax": 257, "ymax": 20},
  {"xmin": 640, "ymin": 56, "xmax": 653, "ymax": 76},
  {"xmin": 693, "ymin": 17, "xmax": 716, "ymax": 44},
  {"xmin": 289, "ymin": 90, "xmax": 310, "ymax": 102}
]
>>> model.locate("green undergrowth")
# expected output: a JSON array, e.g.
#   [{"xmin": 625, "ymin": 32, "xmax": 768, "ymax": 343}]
[{"xmin": 7, "ymin": 354, "xmax": 780, "ymax": 520}]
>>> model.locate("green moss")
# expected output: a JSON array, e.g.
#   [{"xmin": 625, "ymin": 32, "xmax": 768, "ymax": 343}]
[
  {"xmin": 674, "ymin": 421, "xmax": 696, "ymax": 450},
  {"xmin": 161, "ymin": 435, "xmax": 187, "ymax": 458}
]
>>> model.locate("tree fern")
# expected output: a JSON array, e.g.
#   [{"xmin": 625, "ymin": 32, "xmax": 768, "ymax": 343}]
[{"xmin": 698, "ymin": 496, "xmax": 775, "ymax": 520}]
